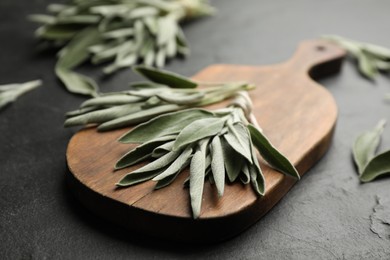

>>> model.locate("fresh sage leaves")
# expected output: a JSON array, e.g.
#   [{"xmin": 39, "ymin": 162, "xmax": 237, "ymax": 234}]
[
  {"xmin": 65, "ymin": 66, "xmax": 253, "ymax": 131},
  {"xmin": 353, "ymin": 119, "xmax": 390, "ymax": 182},
  {"xmin": 0, "ymin": 80, "xmax": 41, "ymax": 111},
  {"xmin": 116, "ymin": 94, "xmax": 299, "ymax": 218},
  {"xmin": 30, "ymin": 0, "xmax": 214, "ymax": 96},
  {"xmin": 323, "ymin": 35, "xmax": 390, "ymax": 79}
]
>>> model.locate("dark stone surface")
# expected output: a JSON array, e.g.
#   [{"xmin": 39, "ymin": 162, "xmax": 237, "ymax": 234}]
[{"xmin": 1, "ymin": 0, "xmax": 390, "ymax": 259}]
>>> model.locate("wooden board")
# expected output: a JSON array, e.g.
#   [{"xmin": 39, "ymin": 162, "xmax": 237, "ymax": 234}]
[{"xmin": 66, "ymin": 40, "xmax": 346, "ymax": 243}]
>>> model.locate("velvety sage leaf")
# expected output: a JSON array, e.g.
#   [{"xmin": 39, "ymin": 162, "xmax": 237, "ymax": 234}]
[
  {"xmin": 221, "ymin": 136, "xmax": 244, "ymax": 182},
  {"xmin": 376, "ymin": 60, "xmax": 390, "ymax": 71},
  {"xmin": 98, "ymin": 104, "xmax": 181, "ymax": 131},
  {"xmin": 134, "ymin": 65, "xmax": 197, "ymax": 89},
  {"xmin": 103, "ymin": 54, "xmax": 137, "ymax": 74},
  {"xmin": 173, "ymin": 118, "xmax": 225, "ymax": 151},
  {"xmin": 55, "ymin": 68, "xmax": 99, "ymax": 97},
  {"xmin": 116, "ymin": 168, "xmax": 166, "ymax": 187},
  {"xmin": 64, "ymin": 103, "xmax": 143, "ymax": 127},
  {"xmin": 360, "ymin": 150, "xmax": 390, "ymax": 182},
  {"xmin": 0, "ymin": 80, "xmax": 41, "ymax": 110},
  {"xmin": 115, "ymin": 135, "xmax": 177, "ymax": 170},
  {"xmin": 152, "ymin": 140, "xmax": 175, "ymax": 158},
  {"xmin": 65, "ymin": 106, "xmax": 98, "ymax": 117},
  {"xmin": 130, "ymin": 150, "xmax": 181, "ymax": 174},
  {"xmin": 248, "ymin": 124, "xmax": 300, "ymax": 179},
  {"xmin": 240, "ymin": 164, "xmax": 250, "ymax": 185},
  {"xmin": 119, "ymin": 108, "xmax": 214, "ymax": 143},
  {"xmin": 210, "ymin": 135, "xmax": 225, "ymax": 197},
  {"xmin": 154, "ymin": 170, "xmax": 180, "ymax": 190},
  {"xmin": 130, "ymin": 81, "xmax": 167, "ymax": 89},
  {"xmin": 35, "ymin": 24, "xmax": 78, "ymax": 40},
  {"xmin": 153, "ymin": 147, "xmax": 193, "ymax": 181},
  {"xmin": 57, "ymin": 27, "xmax": 101, "ymax": 69},
  {"xmin": 47, "ymin": 4, "xmax": 69, "ymax": 13},
  {"xmin": 156, "ymin": 92, "xmax": 204, "ymax": 105},
  {"xmin": 157, "ymin": 15, "xmax": 177, "ymax": 46},
  {"xmin": 129, "ymin": 6, "xmax": 158, "ymax": 19},
  {"xmin": 165, "ymin": 37, "xmax": 177, "ymax": 58},
  {"xmin": 56, "ymin": 15, "xmax": 100, "ymax": 25},
  {"xmin": 189, "ymin": 140, "xmax": 208, "ymax": 219},
  {"xmin": 249, "ymin": 143, "xmax": 265, "ymax": 195},
  {"xmin": 81, "ymin": 95, "xmax": 144, "ymax": 108},
  {"xmin": 102, "ymin": 28, "xmax": 134, "ymax": 39},
  {"xmin": 357, "ymin": 52, "xmax": 377, "ymax": 79},
  {"xmin": 144, "ymin": 49, "xmax": 155, "ymax": 66},
  {"xmin": 224, "ymin": 122, "xmax": 253, "ymax": 163},
  {"xmin": 362, "ymin": 43, "xmax": 390, "ymax": 60},
  {"xmin": 155, "ymin": 48, "xmax": 166, "ymax": 68},
  {"xmin": 28, "ymin": 14, "xmax": 56, "ymax": 24},
  {"xmin": 353, "ymin": 119, "xmax": 386, "ymax": 174}
]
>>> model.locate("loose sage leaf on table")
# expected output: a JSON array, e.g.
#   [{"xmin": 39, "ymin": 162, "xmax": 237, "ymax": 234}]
[
  {"xmin": 360, "ymin": 150, "xmax": 390, "ymax": 182},
  {"xmin": 323, "ymin": 35, "xmax": 390, "ymax": 79},
  {"xmin": 31, "ymin": 0, "xmax": 214, "ymax": 96},
  {"xmin": 0, "ymin": 80, "xmax": 41, "ymax": 110},
  {"xmin": 134, "ymin": 65, "xmax": 198, "ymax": 89},
  {"xmin": 248, "ymin": 124, "xmax": 300, "ymax": 179},
  {"xmin": 353, "ymin": 119, "xmax": 386, "ymax": 175}
]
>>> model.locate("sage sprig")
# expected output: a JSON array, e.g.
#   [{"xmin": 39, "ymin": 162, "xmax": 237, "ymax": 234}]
[
  {"xmin": 30, "ymin": 0, "xmax": 214, "ymax": 96},
  {"xmin": 353, "ymin": 119, "xmax": 390, "ymax": 182},
  {"xmin": 323, "ymin": 35, "xmax": 390, "ymax": 79},
  {"xmin": 0, "ymin": 80, "xmax": 42, "ymax": 111},
  {"xmin": 64, "ymin": 66, "xmax": 253, "ymax": 131},
  {"xmin": 116, "ymin": 92, "xmax": 299, "ymax": 218}
]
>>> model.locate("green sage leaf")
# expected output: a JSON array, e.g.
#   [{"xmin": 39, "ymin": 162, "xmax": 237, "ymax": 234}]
[
  {"xmin": 357, "ymin": 51, "xmax": 377, "ymax": 79},
  {"xmin": 119, "ymin": 108, "xmax": 214, "ymax": 143},
  {"xmin": 249, "ymin": 143, "xmax": 265, "ymax": 195},
  {"xmin": 156, "ymin": 92, "xmax": 204, "ymax": 105},
  {"xmin": 57, "ymin": 27, "xmax": 101, "ymax": 69},
  {"xmin": 98, "ymin": 104, "xmax": 181, "ymax": 131},
  {"xmin": 0, "ymin": 80, "xmax": 41, "ymax": 110},
  {"xmin": 362, "ymin": 43, "xmax": 390, "ymax": 60},
  {"xmin": 117, "ymin": 168, "xmax": 166, "ymax": 187},
  {"xmin": 81, "ymin": 95, "xmax": 144, "ymax": 108},
  {"xmin": 248, "ymin": 124, "xmax": 300, "ymax": 179},
  {"xmin": 173, "ymin": 117, "xmax": 225, "ymax": 151},
  {"xmin": 152, "ymin": 140, "xmax": 175, "ymax": 158},
  {"xmin": 64, "ymin": 103, "xmax": 143, "ymax": 127},
  {"xmin": 130, "ymin": 150, "xmax": 181, "ymax": 174},
  {"xmin": 353, "ymin": 119, "xmax": 386, "ymax": 174},
  {"xmin": 190, "ymin": 140, "xmax": 208, "ymax": 218},
  {"xmin": 55, "ymin": 68, "xmax": 99, "ymax": 97},
  {"xmin": 360, "ymin": 150, "xmax": 390, "ymax": 182},
  {"xmin": 221, "ymin": 137, "xmax": 244, "ymax": 182},
  {"xmin": 210, "ymin": 135, "xmax": 225, "ymax": 196},
  {"xmin": 134, "ymin": 65, "xmax": 197, "ymax": 88},
  {"xmin": 224, "ymin": 122, "xmax": 253, "ymax": 163},
  {"xmin": 115, "ymin": 135, "xmax": 177, "ymax": 170},
  {"xmin": 153, "ymin": 147, "xmax": 193, "ymax": 181},
  {"xmin": 240, "ymin": 164, "xmax": 250, "ymax": 184}
]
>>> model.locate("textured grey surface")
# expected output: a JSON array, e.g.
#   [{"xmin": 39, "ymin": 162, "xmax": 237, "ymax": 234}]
[{"xmin": 1, "ymin": 0, "xmax": 390, "ymax": 259}]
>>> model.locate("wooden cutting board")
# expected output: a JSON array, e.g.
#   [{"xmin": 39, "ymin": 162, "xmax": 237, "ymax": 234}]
[{"xmin": 66, "ymin": 40, "xmax": 346, "ymax": 243}]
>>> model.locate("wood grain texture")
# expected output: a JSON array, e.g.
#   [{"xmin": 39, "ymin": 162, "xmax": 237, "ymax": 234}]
[{"xmin": 66, "ymin": 39, "xmax": 346, "ymax": 243}]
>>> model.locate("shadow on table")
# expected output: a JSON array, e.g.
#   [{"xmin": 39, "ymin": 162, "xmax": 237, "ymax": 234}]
[{"xmin": 60, "ymin": 169, "xmax": 239, "ymax": 255}]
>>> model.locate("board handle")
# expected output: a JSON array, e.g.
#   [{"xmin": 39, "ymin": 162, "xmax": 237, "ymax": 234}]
[{"xmin": 286, "ymin": 39, "xmax": 346, "ymax": 79}]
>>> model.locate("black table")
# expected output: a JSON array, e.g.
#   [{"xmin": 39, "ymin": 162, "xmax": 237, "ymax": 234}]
[{"xmin": 1, "ymin": 0, "xmax": 390, "ymax": 259}]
